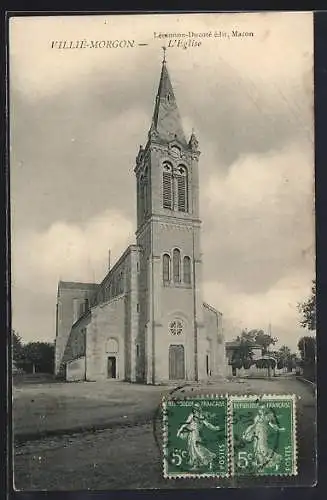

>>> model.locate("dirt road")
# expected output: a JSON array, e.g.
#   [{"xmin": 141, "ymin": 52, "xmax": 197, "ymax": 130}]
[{"xmin": 13, "ymin": 377, "xmax": 316, "ymax": 490}]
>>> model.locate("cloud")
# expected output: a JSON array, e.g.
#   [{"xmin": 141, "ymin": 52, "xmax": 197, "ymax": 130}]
[
  {"xmin": 11, "ymin": 288, "xmax": 56, "ymax": 345},
  {"xmin": 203, "ymin": 269, "xmax": 314, "ymax": 351},
  {"xmin": 9, "ymin": 13, "xmax": 312, "ymax": 100},
  {"xmin": 9, "ymin": 13, "xmax": 315, "ymax": 347},
  {"xmin": 11, "ymin": 209, "xmax": 134, "ymax": 343},
  {"xmin": 10, "ymin": 13, "xmax": 313, "ymax": 174},
  {"xmin": 12, "ymin": 209, "xmax": 134, "ymax": 294},
  {"xmin": 201, "ymin": 142, "xmax": 314, "ymax": 294},
  {"xmin": 10, "ymin": 91, "xmax": 149, "ymax": 231}
]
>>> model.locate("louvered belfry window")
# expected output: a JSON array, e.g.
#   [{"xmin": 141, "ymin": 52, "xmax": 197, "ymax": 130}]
[
  {"xmin": 139, "ymin": 175, "xmax": 144, "ymax": 220},
  {"xmin": 176, "ymin": 165, "xmax": 188, "ymax": 212},
  {"xmin": 139, "ymin": 167, "xmax": 149, "ymax": 221},
  {"xmin": 163, "ymin": 162, "xmax": 173, "ymax": 209},
  {"xmin": 143, "ymin": 167, "xmax": 149, "ymax": 216}
]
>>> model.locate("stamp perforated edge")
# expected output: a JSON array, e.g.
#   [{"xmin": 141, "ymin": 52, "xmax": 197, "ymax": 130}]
[
  {"xmin": 229, "ymin": 393, "xmax": 298, "ymax": 477},
  {"xmin": 162, "ymin": 393, "xmax": 230, "ymax": 479}
]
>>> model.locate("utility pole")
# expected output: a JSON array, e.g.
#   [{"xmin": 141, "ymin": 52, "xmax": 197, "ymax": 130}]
[
  {"xmin": 267, "ymin": 322, "xmax": 272, "ymax": 377},
  {"xmin": 268, "ymin": 322, "xmax": 274, "ymax": 351}
]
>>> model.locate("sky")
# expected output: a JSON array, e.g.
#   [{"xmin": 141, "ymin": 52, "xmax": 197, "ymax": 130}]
[{"xmin": 9, "ymin": 12, "xmax": 315, "ymax": 351}]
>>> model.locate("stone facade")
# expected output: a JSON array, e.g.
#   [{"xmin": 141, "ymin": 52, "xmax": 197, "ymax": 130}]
[
  {"xmin": 55, "ymin": 58, "xmax": 227, "ymax": 383},
  {"xmin": 55, "ymin": 282, "xmax": 97, "ymax": 378}
]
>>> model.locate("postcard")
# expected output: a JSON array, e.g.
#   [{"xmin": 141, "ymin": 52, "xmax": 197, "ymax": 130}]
[{"xmin": 10, "ymin": 12, "xmax": 316, "ymax": 489}]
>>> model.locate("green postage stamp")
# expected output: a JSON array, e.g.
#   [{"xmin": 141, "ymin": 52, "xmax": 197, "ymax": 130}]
[
  {"xmin": 162, "ymin": 394, "xmax": 297, "ymax": 478},
  {"xmin": 230, "ymin": 394, "xmax": 297, "ymax": 476},
  {"xmin": 163, "ymin": 396, "xmax": 229, "ymax": 478}
]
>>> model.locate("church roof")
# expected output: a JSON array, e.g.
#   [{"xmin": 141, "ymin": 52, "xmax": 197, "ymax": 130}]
[
  {"xmin": 203, "ymin": 302, "xmax": 222, "ymax": 316},
  {"xmin": 150, "ymin": 58, "xmax": 187, "ymax": 146}
]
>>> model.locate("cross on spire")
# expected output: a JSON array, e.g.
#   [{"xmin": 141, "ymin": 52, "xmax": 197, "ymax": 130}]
[{"xmin": 162, "ymin": 45, "xmax": 167, "ymax": 64}]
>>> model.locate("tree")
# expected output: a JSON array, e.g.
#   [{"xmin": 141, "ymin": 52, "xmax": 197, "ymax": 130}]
[
  {"xmin": 287, "ymin": 353, "xmax": 298, "ymax": 371},
  {"xmin": 279, "ymin": 345, "xmax": 291, "ymax": 358},
  {"xmin": 255, "ymin": 356, "xmax": 276, "ymax": 377},
  {"xmin": 298, "ymin": 280, "xmax": 316, "ymax": 331},
  {"xmin": 12, "ymin": 330, "xmax": 24, "ymax": 363},
  {"xmin": 231, "ymin": 337, "xmax": 253, "ymax": 370},
  {"xmin": 277, "ymin": 345, "xmax": 292, "ymax": 369},
  {"xmin": 230, "ymin": 328, "xmax": 279, "ymax": 376},
  {"xmin": 298, "ymin": 336, "xmax": 316, "ymax": 382},
  {"xmin": 255, "ymin": 358, "xmax": 276, "ymax": 370},
  {"xmin": 238, "ymin": 329, "xmax": 278, "ymax": 354},
  {"xmin": 298, "ymin": 336, "xmax": 316, "ymax": 364},
  {"xmin": 22, "ymin": 342, "xmax": 55, "ymax": 374}
]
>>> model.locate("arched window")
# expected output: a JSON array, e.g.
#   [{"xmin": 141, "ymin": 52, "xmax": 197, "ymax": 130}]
[
  {"xmin": 138, "ymin": 170, "xmax": 149, "ymax": 222},
  {"xmin": 176, "ymin": 165, "xmax": 188, "ymax": 212},
  {"xmin": 163, "ymin": 253, "xmax": 171, "ymax": 283},
  {"xmin": 143, "ymin": 181, "xmax": 148, "ymax": 215},
  {"xmin": 170, "ymin": 145, "xmax": 181, "ymax": 159},
  {"xmin": 119, "ymin": 271, "xmax": 124, "ymax": 293},
  {"xmin": 138, "ymin": 175, "xmax": 144, "ymax": 222},
  {"xmin": 143, "ymin": 168, "xmax": 149, "ymax": 216},
  {"xmin": 73, "ymin": 299, "xmax": 80, "ymax": 323},
  {"xmin": 173, "ymin": 249, "xmax": 181, "ymax": 283},
  {"xmin": 79, "ymin": 301, "xmax": 85, "ymax": 317},
  {"xmin": 183, "ymin": 256, "xmax": 191, "ymax": 284},
  {"xmin": 106, "ymin": 338, "xmax": 118, "ymax": 353},
  {"xmin": 163, "ymin": 162, "xmax": 173, "ymax": 209},
  {"xmin": 137, "ymin": 180, "xmax": 140, "ymax": 223}
]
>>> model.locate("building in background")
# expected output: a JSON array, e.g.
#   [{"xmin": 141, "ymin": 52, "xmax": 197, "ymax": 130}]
[
  {"xmin": 225, "ymin": 341, "xmax": 263, "ymax": 365},
  {"xmin": 55, "ymin": 56, "xmax": 227, "ymax": 384}
]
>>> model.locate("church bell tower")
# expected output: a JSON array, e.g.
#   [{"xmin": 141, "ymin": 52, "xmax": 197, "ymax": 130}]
[{"xmin": 134, "ymin": 51, "xmax": 206, "ymax": 384}]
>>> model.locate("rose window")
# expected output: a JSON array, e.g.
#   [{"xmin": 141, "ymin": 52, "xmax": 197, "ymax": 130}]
[{"xmin": 169, "ymin": 320, "xmax": 183, "ymax": 336}]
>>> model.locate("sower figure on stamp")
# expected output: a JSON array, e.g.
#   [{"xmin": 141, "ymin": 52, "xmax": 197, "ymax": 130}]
[
  {"xmin": 177, "ymin": 403, "xmax": 220, "ymax": 470},
  {"xmin": 242, "ymin": 405, "xmax": 285, "ymax": 469}
]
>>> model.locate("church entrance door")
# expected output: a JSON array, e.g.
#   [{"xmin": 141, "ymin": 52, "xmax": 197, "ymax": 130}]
[
  {"xmin": 169, "ymin": 345, "xmax": 185, "ymax": 380},
  {"xmin": 107, "ymin": 356, "xmax": 117, "ymax": 379}
]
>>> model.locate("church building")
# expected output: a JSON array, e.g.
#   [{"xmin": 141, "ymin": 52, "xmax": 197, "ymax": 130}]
[{"xmin": 54, "ymin": 55, "xmax": 227, "ymax": 384}]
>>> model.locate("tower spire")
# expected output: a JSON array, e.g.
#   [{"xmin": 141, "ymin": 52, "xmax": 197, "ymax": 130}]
[{"xmin": 149, "ymin": 53, "xmax": 187, "ymax": 145}]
